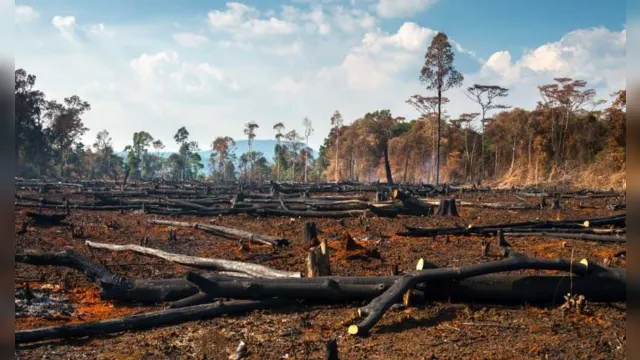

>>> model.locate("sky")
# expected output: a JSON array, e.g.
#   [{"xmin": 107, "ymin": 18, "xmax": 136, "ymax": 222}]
[{"xmin": 11, "ymin": 0, "xmax": 626, "ymax": 152}]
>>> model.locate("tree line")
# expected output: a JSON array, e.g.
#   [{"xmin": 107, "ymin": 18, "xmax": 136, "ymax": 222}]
[
  {"xmin": 15, "ymin": 68, "xmax": 322, "ymax": 182},
  {"xmin": 15, "ymin": 32, "xmax": 625, "ymax": 187},
  {"xmin": 318, "ymin": 33, "xmax": 626, "ymax": 188}
]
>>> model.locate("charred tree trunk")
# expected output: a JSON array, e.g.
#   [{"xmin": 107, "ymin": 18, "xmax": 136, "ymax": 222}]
[
  {"xmin": 383, "ymin": 146, "xmax": 393, "ymax": 186},
  {"xmin": 303, "ymin": 222, "xmax": 319, "ymax": 245},
  {"xmin": 348, "ymin": 250, "xmax": 606, "ymax": 336},
  {"xmin": 16, "ymin": 299, "xmax": 290, "ymax": 345}
]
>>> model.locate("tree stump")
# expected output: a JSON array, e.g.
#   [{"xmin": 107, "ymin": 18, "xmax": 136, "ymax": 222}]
[
  {"xmin": 303, "ymin": 222, "xmax": 319, "ymax": 245},
  {"xmin": 481, "ymin": 240, "xmax": 490, "ymax": 257},
  {"xmin": 325, "ymin": 339, "xmax": 339, "ymax": 360},
  {"xmin": 436, "ymin": 199, "xmax": 459, "ymax": 216},
  {"xmin": 306, "ymin": 238, "xmax": 331, "ymax": 277},
  {"xmin": 496, "ymin": 230, "xmax": 511, "ymax": 248}
]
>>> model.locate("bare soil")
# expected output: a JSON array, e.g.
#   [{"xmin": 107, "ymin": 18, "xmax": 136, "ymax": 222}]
[{"xmin": 14, "ymin": 190, "xmax": 626, "ymax": 359}]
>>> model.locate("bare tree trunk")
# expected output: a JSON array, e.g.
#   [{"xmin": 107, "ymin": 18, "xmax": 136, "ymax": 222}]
[
  {"xmin": 510, "ymin": 136, "xmax": 517, "ymax": 174},
  {"xmin": 436, "ymin": 89, "xmax": 442, "ymax": 185},
  {"xmin": 495, "ymin": 143, "xmax": 500, "ymax": 178},
  {"xmin": 403, "ymin": 147, "xmax": 410, "ymax": 184},
  {"xmin": 335, "ymin": 137, "xmax": 340, "ymax": 182},
  {"xmin": 383, "ymin": 146, "xmax": 393, "ymax": 186},
  {"xmin": 480, "ymin": 109, "xmax": 486, "ymax": 180}
]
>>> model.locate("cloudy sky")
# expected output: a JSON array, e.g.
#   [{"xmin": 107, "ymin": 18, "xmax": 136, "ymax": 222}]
[{"xmin": 13, "ymin": 0, "xmax": 626, "ymax": 151}]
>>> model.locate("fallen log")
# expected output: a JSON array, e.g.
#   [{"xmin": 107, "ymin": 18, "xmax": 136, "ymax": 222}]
[
  {"xmin": 257, "ymin": 208, "xmax": 367, "ymax": 218},
  {"xmin": 187, "ymin": 273, "xmax": 389, "ymax": 302},
  {"xmin": 182, "ymin": 268, "xmax": 625, "ymax": 305},
  {"xmin": 348, "ymin": 251, "xmax": 610, "ymax": 336},
  {"xmin": 16, "ymin": 250, "xmax": 200, "ymax": 303},
  {"xmin": 400, "ymin": 214, "xmax": 626, "ymax": 237},
  {"xmin": 84, "ymin": 241, "xmax": 301, "ymax": 278},
  {"xmin": 16, "ymin": 249, "xmax": 626, "ymax": 314},
  {"xmin": 15, "ymin": 298, "xmax": 290, "ymax": 344},
  {"xmin": 147, "ymin": 219, "xmax": 290, "ymax": 247},
  {"xmin": 503, "ymin": 232, "xmax": 626, "ymax": 243},
  {"xmin": 25, "ymin": 212, "xmax": 67, "ymax": 226}
]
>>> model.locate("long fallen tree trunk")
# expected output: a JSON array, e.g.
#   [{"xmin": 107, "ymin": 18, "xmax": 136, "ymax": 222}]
[
  {"xmin": 420, "ymin": 199, "xmax": 540, "ymax": 210},
  {"xmin": 183, "ymin": 269, "xmax": 625, "ymax": 305},
  {"xmin": 502, "ymin": 232, "xmax": 626, "ymax": 243},
  {"xmin": 16, "ymin": 298, "xmax": 291, "ymax": 345},
  {"xmin": 16, "ymin": 250, "xmax": 625, "ymax": 310},
  {"xmin": 148, "ymin": 219, "xmax": 290, "ymax": 247},
  {"xmin": 400, "ymin": 214, "xmax": 626, "ymax": 237},
  {"xmin": 84, "ymin": 241, "xmax": 301, "ymax": 278},
  {"xmin": 348, "ymin": 251, "xmax": 617, "ymax": 336},
  {"xmin": 256, "ymin": 208, "xmax": 368, "ymax": 218},
  {"xmin": 16, "ymin": 250, "xmax": 201, "ymax": 303}
]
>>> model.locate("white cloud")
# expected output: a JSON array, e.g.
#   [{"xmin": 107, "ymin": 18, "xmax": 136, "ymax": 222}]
[
  {"xmin": 88, "ymin": 23, "xmax": 114, "ymax": 38},
  {"xmin": 130, "ymin": 51, "xmax": 238, "ymax": 95},
  {"xmin": 376, "ymin": 0, "xmax": 438, "ymax": 18},
  {"xmin": 130, "ymin": 51, "xmax": 179, "ymax": 81},
  {"xmin": 51, "ymin": 15, "xmax": 113, "ymax": 42},
  {"xmin": 479, "ymin": 26, "xmax": 626, "ymax": 93},
  {"xmin": 335, "ymin": 22, "xmax": 437, "ymax": 90},
  {"xmin": 207, "ymin": 2, "xmax": 296, "ymax": 38},
  {"xmin": 173, "ymin": 32, "xmax": 210, "ymax": 47},
  {"xmin": 332, "ymin": 7, "xmax": 376, "ymax": 32},
  {"xmin": 361, "ymin": 22, "xmax": 437, "ymax": 52},
  {"xmin": 52, "ymin": 16, "xmax": 77, "ymax": 41},
  {"xmin": 15, "ymin": 5, "xmax": 39, "ymax": 24}
]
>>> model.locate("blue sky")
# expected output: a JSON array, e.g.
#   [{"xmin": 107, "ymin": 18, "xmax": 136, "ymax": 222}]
[{"xmin": 13, "ymin": 0, "xmax": 626, "ymax": 151}]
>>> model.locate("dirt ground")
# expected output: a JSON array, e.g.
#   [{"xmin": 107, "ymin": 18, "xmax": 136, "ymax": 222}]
[{"xmin": 14, "ymin": 190, "xmax": 626, "ymax": 359}]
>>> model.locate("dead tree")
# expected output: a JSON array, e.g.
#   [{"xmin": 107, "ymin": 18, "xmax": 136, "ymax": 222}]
[{"xmin": 85, "ymin": 241, "xmax": 301, "ymax": 278}]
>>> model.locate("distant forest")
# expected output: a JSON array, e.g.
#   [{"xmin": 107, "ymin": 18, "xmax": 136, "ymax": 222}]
[{"xmin": 15, "ymin": 32, "xmax": 625, "ymax": 188}]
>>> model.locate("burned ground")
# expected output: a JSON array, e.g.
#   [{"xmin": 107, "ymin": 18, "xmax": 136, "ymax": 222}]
[{"xmin": 15, "ymin": 187, "xmax": 626, "ymax": 360}]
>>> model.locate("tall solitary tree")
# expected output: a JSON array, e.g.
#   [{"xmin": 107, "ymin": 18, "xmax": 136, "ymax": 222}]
[
  {"xmin": 330, "ymin": 110, "xmax": 344, "ymax": 182},
  {"xmin": 465, "ymin": 84, "xmax": 510, "ymax": 179},
  {"xmin": 302, "ymin": 117, "xmax": 314, "ymax": 183},
  {"xmin": 244, "ymin": 122, "xmax": 259, "ymax": 180},
  {"xmin": 273, "ymin": 122, "xmax": 285, "ymax": 181},
  {"xmin": 419, "ymin": 32, "xmax": 463, "ymax": 185}
]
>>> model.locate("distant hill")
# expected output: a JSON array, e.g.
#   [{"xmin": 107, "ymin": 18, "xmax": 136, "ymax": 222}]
[{"xmin": 127, "ymin": 139, "xmax": 316, "ymax": 174}]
